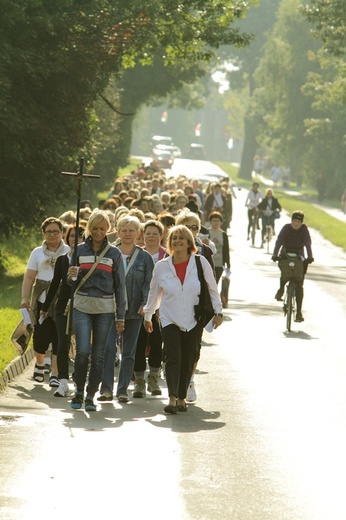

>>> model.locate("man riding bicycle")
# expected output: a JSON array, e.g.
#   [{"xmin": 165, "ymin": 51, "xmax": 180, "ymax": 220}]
[
  {"xmin": 257, "ymin": 188, "xmax": 282, "ymax": 247},
  {"xmin": 271, "ymin": 211, "xmax": 314, "ymax": 322},
  {"xmin": 245, "ymin": 182, "xmax": 263, "ymax": 240}
]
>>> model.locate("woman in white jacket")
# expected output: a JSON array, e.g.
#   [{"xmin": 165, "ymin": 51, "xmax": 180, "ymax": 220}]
[{"xmin": 144, "ymin": 225, "xmax": 223, "ymax": 414}]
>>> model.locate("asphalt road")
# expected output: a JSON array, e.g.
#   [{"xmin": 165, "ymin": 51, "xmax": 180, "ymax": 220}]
[{"xmin": 1, "ymin": 190, "xmax": 346, "ymax": 520}]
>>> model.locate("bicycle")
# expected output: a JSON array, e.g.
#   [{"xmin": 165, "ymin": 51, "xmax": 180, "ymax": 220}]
[
  {"xmin": 249, "ymin": 208, "xmax": 259, "ymax": 246},
  {"xmin": 261, "ymin": 214, "xmax": 274, "ymax": 253},
  {"xmin": 279, "ymin": 252, "xmax": 304, "ymax": 331}
]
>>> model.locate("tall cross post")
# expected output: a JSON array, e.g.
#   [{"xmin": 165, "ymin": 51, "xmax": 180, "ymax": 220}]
[{"xmin": 61, "ymin": 157, "xmax": 100, "ymax": 340}]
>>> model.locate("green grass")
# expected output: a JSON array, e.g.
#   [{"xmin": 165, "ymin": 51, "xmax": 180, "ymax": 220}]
[
  {"xmin": 274, "ymin": 195, "xmax": 346, "ymax": 251},
  {"xmin": 0, "ymin": 232, "xmax": 41, "ymax": 373}
]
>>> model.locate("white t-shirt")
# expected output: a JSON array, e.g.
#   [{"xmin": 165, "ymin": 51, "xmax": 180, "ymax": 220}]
[
  {"xmin": 27, "ymin": 244, "xmax": 69, "ymax": 302},
  {"xmin": 27, "ymin": 245, "xmax": 69, "ymax": 280}
]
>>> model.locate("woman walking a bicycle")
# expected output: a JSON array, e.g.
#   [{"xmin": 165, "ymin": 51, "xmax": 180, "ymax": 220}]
[{"xmin": 271, "ymin": 211, "xmax": 314, "ymax": 322}]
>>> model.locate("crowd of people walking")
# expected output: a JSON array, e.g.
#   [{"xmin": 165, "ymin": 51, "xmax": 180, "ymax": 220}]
[
  {"xmin": 19, "ymin": 159, "xmax": 316, "ymax": 413},
  {"xmin": 20, "ymin": 162, "xmax": 232, "ymax": 413}
]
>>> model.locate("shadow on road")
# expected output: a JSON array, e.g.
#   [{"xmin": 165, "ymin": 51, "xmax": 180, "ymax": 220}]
[
  {"xmin": 146, "ymin": 406, "xmax": 226, "ymax": 433},
  {"xmin": 283, "ymin": 330, "xmax": 317, "ymax": 340},
  {"xmin": 231, "ymin": 300, "xmax": 283, "ymax": 316},
  {"xmin": 4, "ymin": 379, "xmax": 226, "ymax": 434},
  {"xmin": 306, "ymin": 269, "xmax": 346, "ymax": 285}
]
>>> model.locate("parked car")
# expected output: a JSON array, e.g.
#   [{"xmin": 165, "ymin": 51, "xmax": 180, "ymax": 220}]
[
  {"xmin": 152, "ymin": 147, "xmax": 174, "ymax": 169},
  {"xmin": 154, "ymin": 143, "xmax": 182, "ymax": 158},
  {"xmin": 150, "ymin": 135, "xmax": 174, "ymax": 147},
  {"xmin": 168, "ymin": 158, "xmax": 231, "ymax": 186},
  {"xmin": 188, "ymin": 143, "xmax": 206, "ymax": 160}
]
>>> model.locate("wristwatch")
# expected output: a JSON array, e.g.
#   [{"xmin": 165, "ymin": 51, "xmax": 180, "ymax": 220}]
[{"xmin": 216, "ymin": 313, "xmax": 223, "ymax": 318}]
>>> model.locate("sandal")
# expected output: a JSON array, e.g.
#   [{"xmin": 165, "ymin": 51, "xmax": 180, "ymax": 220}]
[
  {"xmin": 49, "ymin": 375, "xmax": 60, "ymax": 388},
  {"xmin": 33, "ymin": 364, "xmax": 45, "ymax": 383},
  {"xmin": 164, "ymin": 404, "xmax": 177, "ymax": 415},
  {"xmin": 177, "ymin": 404, "xmax": 188, "ymax": 412}
]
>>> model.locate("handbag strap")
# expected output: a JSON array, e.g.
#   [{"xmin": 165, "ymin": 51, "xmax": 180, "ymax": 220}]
[
  {"xmin": 125, "ymin": 247, "xmax": 140, "ymax": 275},
  {"xmin": 74, "ymin": 243, "xmax": 111, "ymax": 293},
  {"xmin": 195, "ymin": 255, "xmax": 205, "ymax": 302}
]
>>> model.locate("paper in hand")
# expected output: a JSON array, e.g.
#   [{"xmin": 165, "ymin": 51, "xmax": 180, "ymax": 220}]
[
  {"xmin": 20, "ymin": 308, "xmax": 32, "ymax": 325},
  {"xmin": 204, "ymin": 317, "xmax": 215, "ymax": 333}
]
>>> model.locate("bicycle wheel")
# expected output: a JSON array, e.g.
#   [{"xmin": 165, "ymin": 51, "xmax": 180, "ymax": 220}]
[
  {"xmin": 286, "ymin": 282, "xmax": 294, "ymax": 331},
  {"xmin": 265, "ymin": 225, "xmax": 272, "ymax": 253},
  {"xmin": 251, "ymin": 217, "xmax": 256, "ymax": 245}
]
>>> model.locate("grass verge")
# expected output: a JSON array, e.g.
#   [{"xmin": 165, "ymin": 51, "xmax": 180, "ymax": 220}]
[{"xmin": 0, "ymin": 231, "xmax": 41, "ymax": 373}]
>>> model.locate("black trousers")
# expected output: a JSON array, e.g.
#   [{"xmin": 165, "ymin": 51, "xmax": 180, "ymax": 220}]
[
  {"xmin": 134, "ymin": 315, "xmax": 163, "ymax": 372},
  {"xmin": 161, "ymin": 322, "xmax": 201, "ymax": 400},
  {"xmin": 33, "ymin": 301, "xmax": 58, "ymax": 355},
  {"xmin": 54, "ymin": 299, "xmax": 70, "ymax": 379}
]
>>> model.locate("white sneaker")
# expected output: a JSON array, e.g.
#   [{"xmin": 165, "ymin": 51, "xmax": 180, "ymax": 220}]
[
  {"xmin": 54, "ymin": 379, "xmax": 69, "ymax": 397},
  {"xmin": 186, "ymin": 382, "xmax": 197, "ymax": 403}
]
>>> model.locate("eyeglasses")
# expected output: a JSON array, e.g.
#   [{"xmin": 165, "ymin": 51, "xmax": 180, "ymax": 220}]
[
  {"xmin": 44, "ymin": 230, "xmax": 61, "ymax": 235},
  {"xmin": 185, "ymin": 225, "xmax": 199, "ymax": 231}
]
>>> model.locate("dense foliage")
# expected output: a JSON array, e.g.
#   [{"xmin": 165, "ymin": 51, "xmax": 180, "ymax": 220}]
[
  {"xmin": 222, "ymin": 0, "xmax": 345, "ymax": 196},
  {"xmin": 301, "ymin": 0, "xmax": 346, "ymax": 56},
  {"xmin": 0, "ymin": 0, "xmax": 251, "ymax": 236}
]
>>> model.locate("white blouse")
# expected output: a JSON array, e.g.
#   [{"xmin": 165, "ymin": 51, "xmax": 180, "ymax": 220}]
[{"xmin": 144, "ymin": 254, "xmax": 222, "ymax": 332}]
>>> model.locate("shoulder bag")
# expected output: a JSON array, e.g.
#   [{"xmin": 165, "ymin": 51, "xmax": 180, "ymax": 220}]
[
  {"xmin": 64, "ymin": 243, "xmax": 111, "ymax": 332},
  {"xmin": 194, "ymin": 255, "xmax": 215, "ymax": 327}
]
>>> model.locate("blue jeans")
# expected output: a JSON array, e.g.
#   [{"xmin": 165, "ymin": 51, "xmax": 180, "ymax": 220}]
[
  {"xmin": 116, "ymin": 319, "xmax": 143, "ymax": 397},
  {"xmin": 100, "ymin": 322, "xmax": 117, "ymax": 395},
  {"xmin": 73, "ymin": 310, "xmax": 115, "ymax": 397}
]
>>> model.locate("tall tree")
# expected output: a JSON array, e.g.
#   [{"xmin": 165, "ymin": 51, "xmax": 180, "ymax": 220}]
[
  {"xmin": 220, "ymin": 0, "xmax": 280, "ymax": 179},
  {"xmin": 251, "ymin": 0, "xmax": 345, "ymax": 197},
  {"xmin": 0, "ymin": 0, "xmax": 252, "ymax": 234},
  {"xmin": 250, "ymin": 0, "xmax": 321, "ymax": 185},
  {"xmin": 301, "ymin": 0, "xmax": 346, "ymax": 56},
  {"xmin": 300, "ymin": 0, "xmax": 346, "ymax": 197}
]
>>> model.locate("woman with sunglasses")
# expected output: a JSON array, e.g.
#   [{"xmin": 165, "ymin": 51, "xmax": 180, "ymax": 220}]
[
  {"xmin": 40, "ymin": 223, "xmax": 86, "ymax": 397},
  {"xmin": 175, "ymin": 211, "xmax": 215, "ymax": 275}
]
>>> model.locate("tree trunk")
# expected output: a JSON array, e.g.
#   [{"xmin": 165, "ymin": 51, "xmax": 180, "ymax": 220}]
[{"xmin": 238, "ymin": 114, "xmax": 258, "ymax": 180}]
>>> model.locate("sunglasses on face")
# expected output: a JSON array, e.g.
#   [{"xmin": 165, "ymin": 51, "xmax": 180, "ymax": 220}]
[{"xmin": 185, "ymin": 225, "xmax": 199, "ymax": 231}]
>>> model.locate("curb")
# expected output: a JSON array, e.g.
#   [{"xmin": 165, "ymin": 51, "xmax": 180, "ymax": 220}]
[{"xmin": 0, "ymin": 348, "xmax": 35, "ymax": 391}]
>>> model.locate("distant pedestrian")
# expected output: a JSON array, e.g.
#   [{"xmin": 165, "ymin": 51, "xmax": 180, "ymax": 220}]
[{"xmin": 270, "ymin": 165, "xmax": 281, "ymax": 186}]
